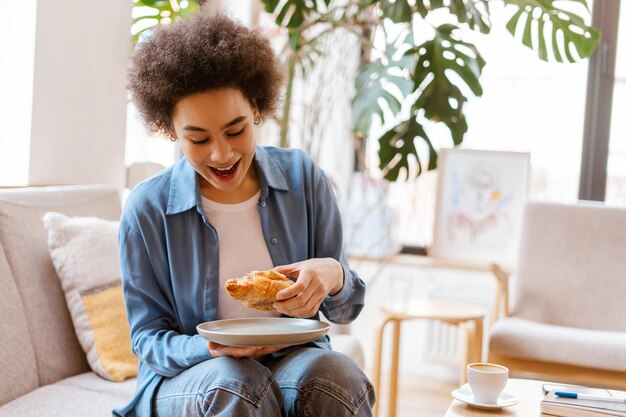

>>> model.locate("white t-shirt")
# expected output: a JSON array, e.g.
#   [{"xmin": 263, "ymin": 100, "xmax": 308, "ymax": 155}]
[{"xmin": 201, "ymin": 191, "xmax": 277, "ymax": 319}]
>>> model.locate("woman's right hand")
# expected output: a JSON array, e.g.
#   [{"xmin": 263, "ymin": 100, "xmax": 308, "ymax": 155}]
[{"xmin": 208, "ymin": 342, "xmax": 285, "ymax": 358}]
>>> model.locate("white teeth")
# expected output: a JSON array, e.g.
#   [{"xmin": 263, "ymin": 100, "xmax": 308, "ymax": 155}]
[{"xmin": 214, "ymin": 163, "xmax": 235, "ymax": 172}]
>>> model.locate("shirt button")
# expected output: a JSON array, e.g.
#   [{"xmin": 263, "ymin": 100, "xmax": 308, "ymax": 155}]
[{"xmin": 271, "ymin": 237, "xmax": 278, "ymax": 245}]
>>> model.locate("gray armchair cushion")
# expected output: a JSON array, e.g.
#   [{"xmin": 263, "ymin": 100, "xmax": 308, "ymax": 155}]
[
  {"xmin": 490, "ymin": 317, "xmax": 626, "ymax": 372},
  {"xmin": 511, "ymin": 202, "xmax": 626, "ymax": 332}
]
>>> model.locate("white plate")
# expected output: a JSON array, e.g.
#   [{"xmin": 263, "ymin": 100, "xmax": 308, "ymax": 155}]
[
  {"xmin": 196, "ymin": 318, "xmax": 330, "ymax": 347},
  {"xmin": 451, "ymin": 385, "xmax": 520, "ymax": 410}
]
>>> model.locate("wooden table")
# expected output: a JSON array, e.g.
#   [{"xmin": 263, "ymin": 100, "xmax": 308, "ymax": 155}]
[{"xmin": 445, "ymin": 379, "xmax": 545, "ymax": 417}]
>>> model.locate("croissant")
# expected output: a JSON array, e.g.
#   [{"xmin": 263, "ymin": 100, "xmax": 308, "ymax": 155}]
[{"xmin": 225, "ymin": 270, "xmax": 294, "ymax": 313}]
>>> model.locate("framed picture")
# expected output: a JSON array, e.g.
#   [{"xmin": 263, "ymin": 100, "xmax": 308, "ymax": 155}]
[{"xmin": 430, "ymin": 148, "xmax": 530, "ymax": 265}]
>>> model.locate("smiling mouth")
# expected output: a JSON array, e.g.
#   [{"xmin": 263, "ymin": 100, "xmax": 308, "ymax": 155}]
[{"xmin": 210, "ymin": 160, "xmax": 240, "ymax": 177}]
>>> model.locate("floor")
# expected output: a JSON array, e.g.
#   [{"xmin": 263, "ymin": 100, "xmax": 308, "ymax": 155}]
[{"xmin": 370, "ymin": 372, "xmax": 457, "ymax": 417}]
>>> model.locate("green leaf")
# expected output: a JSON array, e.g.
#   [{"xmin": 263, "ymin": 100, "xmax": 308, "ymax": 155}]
[
  {"xmin": 131, "ymin": 0, "xmax": 199, "ymax": 44},
  {"xmin": 261, "ymin": 0, "xmax": 321, "ymax": 29},
  {"xmin": 380, "ymin": 0, "xmax": 413, "ymax": 23},
  {"xmin": 377, "ymin": 117, "xmax": 438, "ymax": 181},
  {"xmin": 351, "ymin": 32, "xmax": 414, "ymax": 138},
  {"xmin": 416, "ymin": 0, "xmax": 491, "ymax": 32},
  {"xmin": 413, "ymin": 0, "xmax": 429, "ymax": 17},
  {"xmin": 262, "ymin": 0, "xmax": 281, "ymax": 11},
  {"xmin": 443, "ymin": 112, "xmax": 468, "ymax": 145},
  {"xmin": 412, "ymin": 23, "xmax": 484, "ymax": 131},
  {"xmin": 446, "ymin": 0, "xmax": 492, "ymax": 33},
  {"xmin": 504, "ymin": 0, "xmax": 601, "ymax": 62}
]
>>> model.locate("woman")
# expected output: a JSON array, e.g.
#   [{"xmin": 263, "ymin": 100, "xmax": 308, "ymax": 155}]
[{"xmin": 115, "ymin": 10, "xmax": 374, "ymax": 417}]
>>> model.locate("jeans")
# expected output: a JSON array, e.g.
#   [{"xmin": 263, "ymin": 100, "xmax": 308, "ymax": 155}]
[{"xmin": 152, "ymin": 346, "xmax": 375, "ymax": 417}]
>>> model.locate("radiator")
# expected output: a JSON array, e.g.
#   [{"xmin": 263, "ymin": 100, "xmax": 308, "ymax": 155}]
[{"xmin": 417, "ymin": 279, "xmax": 494, "ymax": 369}]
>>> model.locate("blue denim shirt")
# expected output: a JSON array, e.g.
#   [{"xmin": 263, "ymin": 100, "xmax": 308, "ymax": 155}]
[{"xmin": 113, "ymin": 146, "xmax": 366, "ymax": 417}]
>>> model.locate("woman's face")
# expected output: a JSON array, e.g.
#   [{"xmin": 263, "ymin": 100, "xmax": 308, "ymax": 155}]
[{"xmin": 172, "ymin": 88, "xmax": 260, "ymax": 203}]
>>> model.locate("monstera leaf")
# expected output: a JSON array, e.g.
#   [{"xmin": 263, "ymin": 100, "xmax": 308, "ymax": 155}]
[
  {"xmin": 504, "ymin": 0, "xmax": 601, "ymax": 62},
  {"xmin": 131, "ymin": 0, "xmax": 198, "ymax": 43},
  {"xmin": 261, "ymin": 0, "xmax": 331, "ymax": 28},
  {"xmin": 425, "ymin": 0, "xmax": 491, "ymax": 33},
  {"xmin": 448, "ymin": 0, "xmax": 491, "ymax": 33},
  {"xmin": 411, "ymin": 23, "xmax": 485, "ymax": 143},
  {"xmin": 380, "ymin": 0, "xmax": 412, "ymax": 23},
  {"xmin": 352, "ymin": 32, "xmax": 415, "ymax": 138},
  {"xmin": 378, "ymin": 116, "xmax": 437, "ymax": 181},
  {"xmin": 371, "ymin": 22, "xmax": 484, "ymax": 177}
]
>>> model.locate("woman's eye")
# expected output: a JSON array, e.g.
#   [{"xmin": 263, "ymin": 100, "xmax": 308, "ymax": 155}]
[
  {"xmin": 190, "ymin": 138, "xmax": 209, "ymax": 145},
  {"xmin": 226, "ymin": 127, "xmax": 245, "ymax": 137}
]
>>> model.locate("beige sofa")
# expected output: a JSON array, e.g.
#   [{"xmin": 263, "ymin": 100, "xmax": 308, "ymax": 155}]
[{"xmin": 0, "ymin": 185, "xmax": 364, "ymax": 416}]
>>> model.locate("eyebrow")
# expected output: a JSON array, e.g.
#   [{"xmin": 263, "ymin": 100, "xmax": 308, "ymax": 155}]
[{"xmin": 182, "ymin": 116, "xmax": 247, "ymax": 132}]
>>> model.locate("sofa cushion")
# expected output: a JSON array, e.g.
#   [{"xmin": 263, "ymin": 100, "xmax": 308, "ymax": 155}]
[
  {"xmin": 0, "ymin": 186, "xmax": 121, "ymax": 386},
  {"xmin": 55, "ymin": 372, "xmax": 136, "ymax": 399},
  {"xmin": 0, "ymin": 382, "xmax": 131, "ymax": 417},
  {"xmin": 0, "ymin": 242, "xmax": 38, "ymax": 406},
  {"xmin": 42, "ymin": 212, "xmax": 138, "ymax": 381},
  {"xmin": 489, "ymin": 317, "xmax": 626, "ymax": 371}
]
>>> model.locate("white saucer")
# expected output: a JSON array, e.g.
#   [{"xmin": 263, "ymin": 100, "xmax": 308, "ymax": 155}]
[{"xmin": 451, "ymin": 385, "xmax": 520, "ymax": 410}]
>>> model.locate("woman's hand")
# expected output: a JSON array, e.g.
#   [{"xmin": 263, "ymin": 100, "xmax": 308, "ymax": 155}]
[
  {"xmin": 272, "ymin": 258, "xmax": 344, "ymax": 318},
  {"xmin": 208, "ymin": 342, "xmax": 284, "ymax": 358}
]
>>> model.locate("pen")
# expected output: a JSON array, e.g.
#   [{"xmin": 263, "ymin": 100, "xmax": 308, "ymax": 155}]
[{"xmin": 555, "ymin": 392, "xmax": 626, "ymax": 403}]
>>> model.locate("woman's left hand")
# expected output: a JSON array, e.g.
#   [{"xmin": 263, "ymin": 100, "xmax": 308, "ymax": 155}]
[{"xmin": 272, "ymin": 258, "xmax": 344, "ymax": 318}]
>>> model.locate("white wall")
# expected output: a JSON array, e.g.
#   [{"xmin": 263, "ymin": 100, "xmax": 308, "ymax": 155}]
[
  {"xmin": 0, "ymin": 0, "xmax": 37, "ymax": 186},
  {"xmin": 28, "ymin": 0, "xmax": 131, "ymax": 188}
]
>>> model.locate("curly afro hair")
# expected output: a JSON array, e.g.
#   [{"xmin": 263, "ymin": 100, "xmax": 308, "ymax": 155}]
[{"xmin": 127, "ymin": 12, "xmax": 283, "ymax": 138}]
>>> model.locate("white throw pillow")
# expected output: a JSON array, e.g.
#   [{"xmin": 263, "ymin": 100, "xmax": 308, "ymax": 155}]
[{"xmin": 42, "ymin": 212, "xmax": 137, "ymax": 382}]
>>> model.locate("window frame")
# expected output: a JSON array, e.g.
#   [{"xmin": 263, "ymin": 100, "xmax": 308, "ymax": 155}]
[{"xmin": 579, "ymin": 0, "xmax": 622, "ymax": 201}]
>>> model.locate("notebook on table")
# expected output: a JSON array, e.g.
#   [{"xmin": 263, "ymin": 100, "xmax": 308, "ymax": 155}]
[{"xmin": 541, "ymin": 383, "xmax": 626, "ymax": 417}]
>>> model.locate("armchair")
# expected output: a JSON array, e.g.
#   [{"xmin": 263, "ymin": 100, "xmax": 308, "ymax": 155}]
[{"xmin": 487, "ymin": 201, "xmax": 626, "ymax": 389}]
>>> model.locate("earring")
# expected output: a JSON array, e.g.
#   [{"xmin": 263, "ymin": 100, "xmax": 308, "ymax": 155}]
[{"xmin": 254, "ymin": 116, "xmax": 261, "ymax": 125}]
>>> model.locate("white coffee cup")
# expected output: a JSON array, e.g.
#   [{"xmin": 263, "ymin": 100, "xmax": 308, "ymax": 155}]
[{"xmin": 466, "ymin": 362, "xmax": 508, "ymax": 404}]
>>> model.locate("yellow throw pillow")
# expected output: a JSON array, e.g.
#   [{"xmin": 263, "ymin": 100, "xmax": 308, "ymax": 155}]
[{"xmin": 42, "ymin": 212, "xmax": 137, "ymax": 382}]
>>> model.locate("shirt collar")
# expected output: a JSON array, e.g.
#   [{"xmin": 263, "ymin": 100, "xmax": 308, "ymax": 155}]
[
  {"xmin": 166, "ymin": 146, "xmax": 289, "ymax": 215},
  {"xmin": 254, "ymin": 146, "xmax": 289, "ymax": 192}
]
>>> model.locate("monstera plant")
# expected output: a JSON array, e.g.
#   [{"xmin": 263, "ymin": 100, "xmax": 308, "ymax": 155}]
[
  {"xmin": 131, "ymin": 0, "xmax": 199, "ymax": 43},
  {"xmin": 261, "ymin": 0, "xmax": 601, "ymax": 181}
]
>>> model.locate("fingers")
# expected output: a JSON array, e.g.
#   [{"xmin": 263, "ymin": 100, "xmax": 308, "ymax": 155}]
[
  {"xmin": 276, "ymin": 278, "xmax": 307, "ymax": 301},
  {"xmin": 286, "ymin": 292, "xmax": 325, "ymax": 318},
  {"xmin": 255, "ymin": 345, "xmax": 286, "ymax": 356},
  {"xmin": 273, "ymin": 258, "xmax": 340, "ymax": 316},
  {"xmin": 274, "ymin": 279, "xmax": 324, "ymax": 318},
  {"xmin": 272, "ymin": 262, "xmax": 303, "ymax": 277},
  {"xmin": 208, "ymin": 342, "xmax": 285, "ymax": 358}
]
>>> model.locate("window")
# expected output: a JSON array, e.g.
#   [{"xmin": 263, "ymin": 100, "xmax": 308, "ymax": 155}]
[
  {"xmin": 606, "ymin": 7, "xmax": 626, "ymax": 205},
  {"xmin": 0, "ymin": 0, "xmax": 36, "ymax": 186}
]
